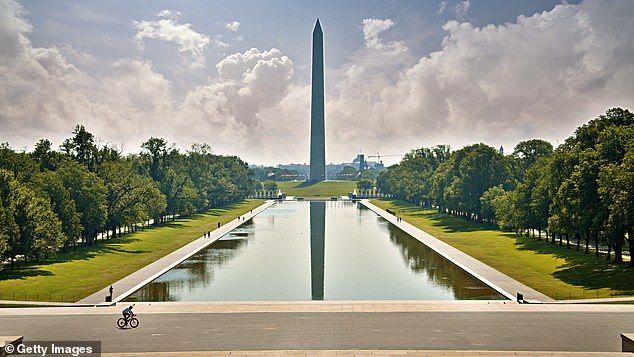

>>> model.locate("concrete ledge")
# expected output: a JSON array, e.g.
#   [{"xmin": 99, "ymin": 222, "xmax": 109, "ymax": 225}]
[
  {"xmin": 0, "ymin": 336, "xmax": 23, "ymax": 357},
  {"xmin": 621, "ymin": 333, "xmax": 634, "ymax": 352}
]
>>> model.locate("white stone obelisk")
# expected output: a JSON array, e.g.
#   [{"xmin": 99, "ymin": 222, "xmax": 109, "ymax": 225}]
[{"xmin": 310, "ymin": 19, "xmax": 325, "ymax": 181}]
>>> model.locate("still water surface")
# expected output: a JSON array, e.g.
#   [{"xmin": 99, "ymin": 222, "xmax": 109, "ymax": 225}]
[{"xmin": 125, "ymin": 201, "xmax": 505, "ymax": 301}]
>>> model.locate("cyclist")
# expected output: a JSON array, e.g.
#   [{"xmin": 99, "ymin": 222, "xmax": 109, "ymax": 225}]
[{"xmin": 122, "ymin": 305, "xmax": 134, "ymax": 321}]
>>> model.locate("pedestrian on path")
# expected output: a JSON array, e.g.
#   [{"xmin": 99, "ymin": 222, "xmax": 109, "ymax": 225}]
[{"xmin": 218, "ymin": 222, "xmax": 221, "ymax": 228}]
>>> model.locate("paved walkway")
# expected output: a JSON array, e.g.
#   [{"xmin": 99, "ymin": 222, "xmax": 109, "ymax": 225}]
[
  {"xmin": 5, "ymin": 300, "xmax": 634, "ymax": 316},
  {"xmin": 78, "ymin": 200, "xmax": 276, "ymax": 305},
  {"xmin": 100, "ymin": 351, "xmax": 633, "ymax": 356},
  {"xmin": 3, "ymin": 306, "xmax": 634, "ymax": 353},
  {"xmin": 359, "ymin": 200, "xmax": 553, "ymax": 303}
]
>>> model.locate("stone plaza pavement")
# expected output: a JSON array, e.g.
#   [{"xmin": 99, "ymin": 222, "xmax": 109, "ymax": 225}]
[
  {"xmin": 3, "ymin": 302, "xmax": 634, "ymax": 356},
  {"xmin": 100, "ymin": 351, "xmax": 633, "ymax": 356}
]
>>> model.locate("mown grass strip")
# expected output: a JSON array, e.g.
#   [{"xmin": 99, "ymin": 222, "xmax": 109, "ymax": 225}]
[
  {"xmin": 277, "ymin": 180, "xmax": 356, "ymax": 197},
  {"xmin": 370, "ymin": 199, "xmax": 634, "ymax": 300},
  {"xmin": 0, "ymin": 199, "xmax": 265, "ymax": 302}
]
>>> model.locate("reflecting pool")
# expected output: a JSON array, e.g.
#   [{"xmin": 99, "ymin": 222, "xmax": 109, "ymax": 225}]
[{"xmin": 125, "ymin": 201, "xmax": 505, "ymax": 301}]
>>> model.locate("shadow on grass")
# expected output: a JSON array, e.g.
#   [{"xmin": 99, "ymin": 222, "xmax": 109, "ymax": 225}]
[
  {"xmin": 0, "ymin": 267, "xmax": 54, "ymax": 280},
  {"xmin": 510, "ymin": 234, "xmax": 634, "ymax": 294},
  {"xmin": 295, "ymin": 181, "xmax": 317, "ymax": 188},
  {"xmin": 161, "ymin": 221, "xmax": 186, "ymax": 228},
  {"xmin": 0, "ymin": 236, "xmax": 145, "ymax": 281}
]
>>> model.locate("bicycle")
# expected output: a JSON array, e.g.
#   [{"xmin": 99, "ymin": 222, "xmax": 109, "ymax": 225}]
[{"xmin": 117, "ymin": 313, "xmax": 139, "ymax": 328}]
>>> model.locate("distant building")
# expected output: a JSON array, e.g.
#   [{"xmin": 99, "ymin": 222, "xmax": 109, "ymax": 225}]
[{"xmin": 354, "ymin": 154, "xmax": 365, "ymax": 172}]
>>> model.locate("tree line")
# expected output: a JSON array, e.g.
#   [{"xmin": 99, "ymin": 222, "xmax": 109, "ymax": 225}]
[
  {"xmin": 377, "ymin": 108, "xmax": 634, "ymax": 265},
  {"xmin": 0, "ymin": 125, "xmax": 255, "ymax": 269}
]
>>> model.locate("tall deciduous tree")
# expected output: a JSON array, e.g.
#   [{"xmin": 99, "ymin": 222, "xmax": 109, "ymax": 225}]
[
  {"xmin": 32, "ymin": 169, "xmax": 82, "ymax": 252},
  {"xmin": 56, "ymin": 161, "xmax": 107, "ymax": 246},
  {"xmin": 61, "ymin": 125, "xmax": 98, "ymax": 172}
]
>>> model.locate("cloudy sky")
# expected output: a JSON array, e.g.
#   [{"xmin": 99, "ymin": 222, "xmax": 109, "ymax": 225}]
[{"xmin": 1, "ymin": 0, "xmax": 633, "ymax": 166}]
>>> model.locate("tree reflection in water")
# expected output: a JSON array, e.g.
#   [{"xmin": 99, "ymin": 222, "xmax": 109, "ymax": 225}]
[
  {"xmin": 386, "ymin": 223, "xmax": 504, "ymax": 299},
  {"xmin": 125, "ymin": 227, "xmax": 249, "ymax": 302}
]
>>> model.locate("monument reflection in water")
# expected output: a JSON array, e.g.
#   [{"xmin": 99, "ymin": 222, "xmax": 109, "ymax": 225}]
[
  {"xmin": 125, "ymin": 201, "xmax": 505, "ymax": 302},
  {"xmin": 310, "ymin": 201, "xmax": 325, "ymax": 300}
]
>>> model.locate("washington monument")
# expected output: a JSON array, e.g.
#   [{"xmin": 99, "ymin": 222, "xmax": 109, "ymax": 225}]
[{"xmin": 310, "ymin": 19, "xmax": 325, "ymax": 181}]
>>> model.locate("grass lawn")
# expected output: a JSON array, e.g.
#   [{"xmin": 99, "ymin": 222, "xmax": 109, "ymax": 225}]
[
  {"xmin": 371, "ymin": 199, "xmax": 634, "ymax": 300},
  {"xmin": 278, "ymin": 180, "xmax": 357, "ymax": 197},
  {"xmin": 0, "ymin": 199, "xmax": 264, "ymax": 303}
]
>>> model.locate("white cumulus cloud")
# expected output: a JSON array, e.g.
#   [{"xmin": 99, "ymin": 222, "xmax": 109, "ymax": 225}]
[
  {"xmin": 177, "ymin": 48, "xmax": 295, "ymax": 155},
  {"xmin": 361, "ymin": 18, "xmax": 407, "ymax": 55},
  {"xmin": 134, "ymin": 13, "xmax": 210, "ymax": 69},
  {"xmin": 224, "ymin": 21, "xmax": 240, "ymax": 32}
]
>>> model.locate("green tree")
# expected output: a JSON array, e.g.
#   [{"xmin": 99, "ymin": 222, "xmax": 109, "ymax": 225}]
[
  {"xmin": 598, "ymin": 126, "xmax": 634, "ymax": 265},
  {"xmin": 511, "ymin": 139, "xmax": 554, "ymax": 181},
  {"xmin": 57, "ymin": 161, "xmax": 107, "ymax": 246},
  {"xmin": 480, "ymin": 185, "xmax": 505, "ymax": 225},
  {"xmin": 379, "ymin": 145, "xmax": 450, "ymax": 207},
  {"xmin": 548, "ymin": 108, "xmax": 634, "ymax": 261},
  {"xmin": 141, "ymin": 137, "xmax": 169, "ymax": 182},
  {"xmin": 263, "ymin": 180, "xmax": 278, "ymax": 191},
  {"xmin": 14, "ymin": 185, "xmax": 65, "ymax": 261},
  {"xmin": 0, "ymin": 169, "xmax": 64, "ymax": 265},
  {"xmin": 32, "ymin": 169, "xmax": 82, "ymax": 252},
  {"xmin": 492, "ymin": 189, "xmax": 520, "ymax": 231},
  {"xmin": 0, "ymin": 169, "xmax": 20, "ymax": 268},
  {"xmin": 61, "ymin": 125, "xmax": 98, "ymax": 172},
  {"xmin": 0, "ymin": 143, "xmax": 38, "ymax": 182},
  {"xmin": 357, "ymin": 179, "xmax": 374, "ymax": 190},
  {"xmin": 99, "ymin": 161, "xmax": 166, "ymax": 237},
  {"xmin": 32, "ymin": 139, "xmax": 64, "ymax": 171},
  {"xmin": 443, "ymin": 144, "xmax": 511, "ymax": 222}
]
